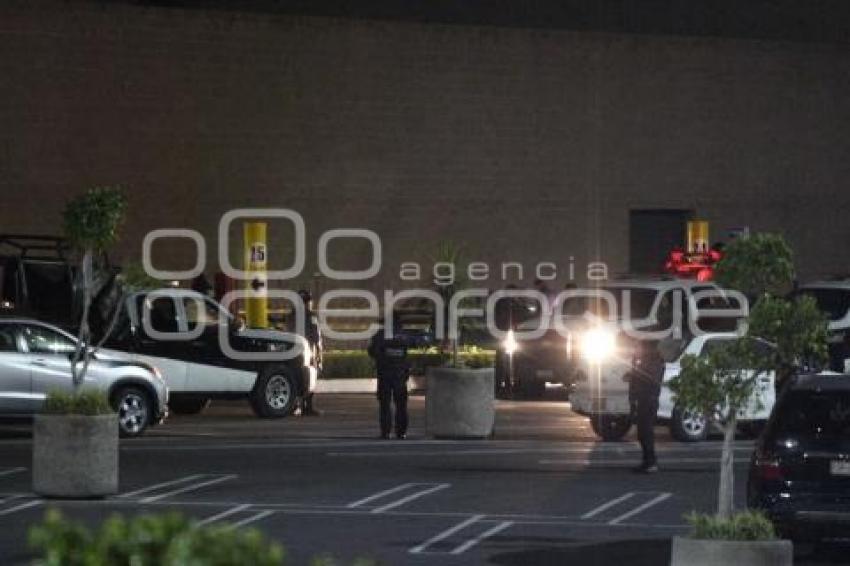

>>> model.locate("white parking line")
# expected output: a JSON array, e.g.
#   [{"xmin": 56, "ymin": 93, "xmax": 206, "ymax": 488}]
[
  {"xmin": 141, "ymin": 475, "xmax": 237, "ymax": 503},
  {"xmin": 539, "ymin": 457, "xmax": 739, "ymax": 466},
  {"xmin": 119, "ymin": 475, "xmax": 206, "ymax": 498},
  {"xmin": 195, "ymin": 504, "xmax": 252, "ymax": 527},
  {"xmin": 0, "ymin": 499, "xmax": 42, "ymax": 517},
  {"xmin": 450, "ymin": 520, "xmax": 513, "ymax": 555},
  {"xmin": 0, "ymin": 494, "xmax": 23, "ymax": 506},
  {"xmin": 0, "ymin": 467, "xmax": 25, "ymax": 479},
  {"xmin": 608, "ymin": 493, "xmax": 672, "ymax": 525},
  {"xmin": 409, "ymin": 514, "xmax": 485, "ymax": 554},
  {"xmin": 347, "ymin": 483, "xmax": 414, "ymax": 508},
  {"xmin": 371, "ymin": 483, "xmax": 451, "ymax": 514},
  {"xmin": 230, "ymin": 510, "xmax": 274, "ymax": 529},
  {"xmin": 580, "ymin": 492, "xmax": 635, "ymax": 519}
]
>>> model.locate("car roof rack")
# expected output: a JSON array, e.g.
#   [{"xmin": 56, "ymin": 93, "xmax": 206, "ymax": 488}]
[{"xmin": 0, "ymin": 235, "xmax": 70, "ymax": 261}]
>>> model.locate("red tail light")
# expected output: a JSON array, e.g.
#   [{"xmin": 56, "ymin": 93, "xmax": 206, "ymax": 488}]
[{"xmin": 754, "ymin": 452, "xmax": 784, "ymax": 481}]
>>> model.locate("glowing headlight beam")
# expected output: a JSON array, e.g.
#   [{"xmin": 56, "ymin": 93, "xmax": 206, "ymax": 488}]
[
  {"xmin": 503, "ymin": 329, "xmax": 518, "ymax": 356},
  {"xmin": 580, "ymin": 328, "xmax": 616, "ymax": 363}
]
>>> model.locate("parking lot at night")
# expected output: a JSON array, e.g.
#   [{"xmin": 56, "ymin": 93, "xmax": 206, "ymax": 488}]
[{"xmin": 0, "ymin": 393, "xmax": 794, "ymax": 565}]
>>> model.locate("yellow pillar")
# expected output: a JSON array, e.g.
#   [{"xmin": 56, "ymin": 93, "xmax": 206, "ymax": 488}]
[
  {"xmin": 244, "ymin": 222, "xmax": 268, "ymax": 328},
  {"xmin": 687, "ymin": 220, "xmax": 710, "ymax": 254}
]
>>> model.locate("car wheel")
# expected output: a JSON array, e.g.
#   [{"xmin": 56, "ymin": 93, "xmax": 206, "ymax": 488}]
[
  {"xmin": 168, "ymin": 397, "xmax": 210, "ymax": 415},
  {"xmin": 113, "ymin": 386, "xmax": 151, "ymax": 438},
  {"xmin": 590, "ymin": 414, "xmax": 631, "ymax": 441},
  {"xmin": 670, "ymin": 406, "xmax": 708, "ymax": 442},
  {"xmin": 251, "ymin": 366, "xmax": 298, "ymax": 418}
]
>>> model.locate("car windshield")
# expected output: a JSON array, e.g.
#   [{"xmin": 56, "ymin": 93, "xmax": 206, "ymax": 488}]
[
  {"xmin": 593, "ymin": 287, "xmax": 659, "ymax": 320},
  {"xmin": 796, "ymin": 288, "xmax": 850, "ymax": 321},
  {"xmin": 773, "ymin": 390, "xmax": 850, "ymax": 440},
  {"xmin": 184, "ymin": 297, "xmax": 232, "ymax": 330}
]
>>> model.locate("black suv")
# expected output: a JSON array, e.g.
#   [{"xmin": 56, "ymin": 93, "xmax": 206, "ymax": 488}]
[{"xmin": 747, "ymin": 373, "xmax": 850, "ymax": 542}]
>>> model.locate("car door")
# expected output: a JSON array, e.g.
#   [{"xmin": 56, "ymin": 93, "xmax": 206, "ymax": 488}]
[
  {"xmin": 0, "ymin": 323, "xmax": 37, "ymax": 413},
  {"xmin": 131, "ymin": 294, "xmax": 190, "ymax": 392},
  {"xmin": 20, "ymin": 323, "xmax": 77, "ymax": 405},
  {"xmin": 180, "ymin": 295, "xmax": 253, "ymax": 393}
]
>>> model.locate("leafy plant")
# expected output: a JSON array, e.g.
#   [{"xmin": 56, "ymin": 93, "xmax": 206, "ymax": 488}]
[
  {"xmin": 121, "ymin": 261, "xmax": 164, "ymax": 291},
  {"xmin": 748, "ymin": 294, "xmax": 829, "ymax": 386},
  {"xmin": 685, "ymin": 510, "xmax": 776, "ymax": 541},
  {"xmin": 714, "ymin": 233, "xmax": 795, "ymax": 299},
  {"xmin": 42, "ymin": 391, "xmax": 113, "ymax": 416},
  {"xmin": 671, "ymin": 232, "xmax": 828, "ymax": 519},
  {"xmin": 321, "ymin": 349, "xmax": 495, "ymax": 379},
  {"xmin": 323, "ymin": 350, "xmax": 376, "ymax": 379},
  {"xmin": 430, "ymin": 240, "xmax": 469, "ymax": 368},
  {"xmin": 30, "ymin": 509, "xmax": 285, "ymax": 566},
  {"xmin": 63, "ymin": 186, "xmax": 128, "ymax": 388},
  {"xmin": 670, "ymin": 338, "xmax": 765, "ymax": 518}
]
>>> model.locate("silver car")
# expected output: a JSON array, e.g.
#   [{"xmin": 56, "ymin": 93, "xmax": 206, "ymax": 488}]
[{"xmin": 0, "ymin": 318, "xmax": 168, "ymax": 437}]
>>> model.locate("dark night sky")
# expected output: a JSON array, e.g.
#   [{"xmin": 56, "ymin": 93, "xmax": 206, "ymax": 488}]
[{"xmin": 126, "ymin": 0, "xmax": 850, "ymax": 44}]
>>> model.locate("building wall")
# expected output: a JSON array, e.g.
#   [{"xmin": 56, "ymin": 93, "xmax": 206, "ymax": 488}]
[{"xmin": 1, "ymin": 0, "xmax": 848, "ymax": 293}]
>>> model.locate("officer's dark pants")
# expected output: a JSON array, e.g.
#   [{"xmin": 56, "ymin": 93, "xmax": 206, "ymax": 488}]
[
  {"xmin": 635, "ymin": 396, "xmax": 659, "ymax": 466},
  {"xmin": 378, "ymin": 375, "xmax": 408, "ymax": 436}
]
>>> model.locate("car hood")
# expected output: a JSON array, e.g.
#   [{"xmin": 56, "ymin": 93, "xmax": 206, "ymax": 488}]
[{"xmin": 237, "ymin": 328, "xmax": 309, "ymax": 349}]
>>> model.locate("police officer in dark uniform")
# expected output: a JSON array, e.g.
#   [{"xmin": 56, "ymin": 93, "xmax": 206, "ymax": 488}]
[
  {"xmin": 627, "ymin": 339, "xmax": 665, "ymax": 473},
  {"xmin": 368, "ymin": 314, "xmax": 410, "ymax": 439}
]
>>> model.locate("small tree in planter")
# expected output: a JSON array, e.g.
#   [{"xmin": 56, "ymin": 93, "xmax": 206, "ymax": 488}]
[
  {"xmin": 668, "ymin": 232, "xmax": 826, "ymax": 565},
  {"xmin": 32, "ymin": 186, "xmax": 127, "ymax": 498},
  {"xmin": 63, "ymin": 186, "xmax": 128, "ymax": 386},
  {"xmin": 425, "ymin": 241, "xmax": 494, "ymax": 438},
  {"xmin": 431, "ymin": 240, "xmax": 468, "ymax": 367}
]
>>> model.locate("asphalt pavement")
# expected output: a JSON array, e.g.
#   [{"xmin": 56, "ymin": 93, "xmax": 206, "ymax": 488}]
[{"xmin": 0, "ymin": 393, "xmax": 845, "ymax": 565}]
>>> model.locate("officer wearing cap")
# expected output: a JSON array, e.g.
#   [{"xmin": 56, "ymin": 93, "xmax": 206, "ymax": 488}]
[{"xmin": 367, "ymin": 313, "xmax": 411, "ymax": 439}]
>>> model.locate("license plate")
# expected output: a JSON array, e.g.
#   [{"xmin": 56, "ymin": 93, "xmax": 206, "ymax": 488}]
[
  {"xmin": 830, "ymin": 461, "xmax": 850, "ymax": 476},
  {"xmin": 536, "ymin": 369, "xmax": 554, "ymax": 379}
]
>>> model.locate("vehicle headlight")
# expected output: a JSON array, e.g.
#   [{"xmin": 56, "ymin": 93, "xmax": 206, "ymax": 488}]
[
  {"xmin": 580, "ymin": 328, "xmax": 616, "ymax": 363},
  {"xmin": 502, "ymin": 330, "xmax": 518, "ymax": 355}
]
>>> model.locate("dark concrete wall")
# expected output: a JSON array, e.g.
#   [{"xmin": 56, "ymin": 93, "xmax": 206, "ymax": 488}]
[{"xmin": 1, "ymin": 0, "xmax": 849, "ymax": 293}]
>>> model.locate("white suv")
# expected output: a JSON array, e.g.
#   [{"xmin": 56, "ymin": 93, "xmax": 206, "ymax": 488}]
[{"xmin": 568, "ymin": 278, "xmax": 743, "ymax": 440}]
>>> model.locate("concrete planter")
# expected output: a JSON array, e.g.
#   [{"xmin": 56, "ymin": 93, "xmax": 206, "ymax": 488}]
[
  {"xmin": 426, "ymin": 367, "xmax": 495, "ymax": 439},
  {"xmin": 670, "ymin": 537, "xmax": 793, "ymax": 566},
  {"xmin": 33, "ymin": 414, "xmax": 118, "ymax": 498}
]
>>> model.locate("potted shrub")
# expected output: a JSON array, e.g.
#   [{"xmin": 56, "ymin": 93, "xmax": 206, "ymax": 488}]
[
  {"xmin": 670, "ymin": 511, "xmax": 792, "ymax": 566},
  {"xmin": 668, "ymin": 233, "xmax": 827, "ymax": 564},
  {"xmin": 32, "ymin": 186, "xmax": 127, "ymax": 498},
  {"xmin": 425, "ymin": 241, "xmax": 496, "ymax": 439},
  {"xmin": 32, "ymin": 392, "xmax": 118, "ymax": 498}
]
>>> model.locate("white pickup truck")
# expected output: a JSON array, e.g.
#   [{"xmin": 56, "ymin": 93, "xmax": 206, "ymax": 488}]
[{"xmin": 102, "ymin": 289, "xmax": 317, "ymax": 418}]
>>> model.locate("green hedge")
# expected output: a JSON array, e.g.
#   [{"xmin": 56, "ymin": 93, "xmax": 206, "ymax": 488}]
[
  {"xmin": 29, "ymin": 510, "xmax": 375, "ymax": 566},
  {"xmin": 685, "ymin": 511, "xmax": 777, "ymax": 541},
  {"xmin": 42, "ymin": 391, "xmax": 113, "ymax": 416},
  {"xmin": 30, "ymin": 510, "xmax": 284, "ymax": 566},
  {"xmin": 322, "ymin": 348, "xmax": 495, "ymax": 379}
]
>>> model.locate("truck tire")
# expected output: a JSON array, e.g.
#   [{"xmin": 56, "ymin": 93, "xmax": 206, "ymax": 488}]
[
  {"xmin": 251, "ymin": 366, "xmax": 299, "ymax": 418},
  {"xmin": 169, "ymin": 397, "xmax": 210, "ymax": 415},
  {"xmin": 112, "ymin": 386, "xmax": 152, "ymax": 438},
  {"xmin": 589, "ymin": 414, "xmax": 631, "ymax": 441},
  {"xmin": 670, "ymin": 406, "xmax": 708, "ymax": 442}
]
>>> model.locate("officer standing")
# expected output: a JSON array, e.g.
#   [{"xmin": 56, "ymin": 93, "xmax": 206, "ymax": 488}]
[
  {"xmin": 627, "ymin": 340, "xmax": 665, "ymax": 473},
  {"xmin": 367, "ymin": 314, "xmax": 410, "ymax": 439},
  {"xmin": 295, "ymin": 289, "xmax": 322, "ymax": 416}
]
